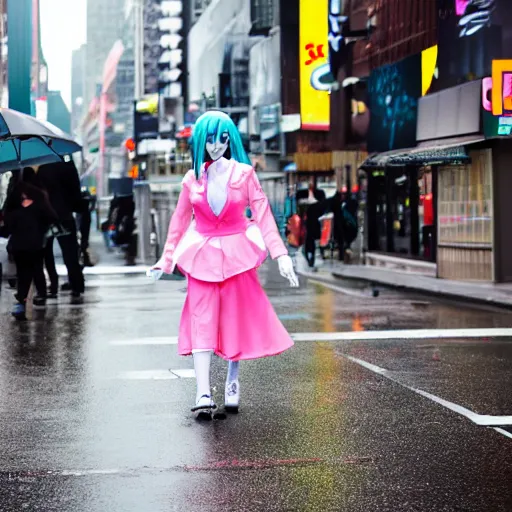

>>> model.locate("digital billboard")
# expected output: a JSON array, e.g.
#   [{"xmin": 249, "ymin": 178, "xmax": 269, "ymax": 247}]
[
  {"xmin": 482, "ymin": 59, "xmax": 512, "ymax": 137},
  {"xmin": 299, "ymin": 0, "xmax": 330, "ymax": 130},
  {"xmin": 435, "ymin": 0, "xmax": 512, "ymax": 92},
  {"xmin": 367, "ymin": 53, "xmax": 422, "ymax": 153}
]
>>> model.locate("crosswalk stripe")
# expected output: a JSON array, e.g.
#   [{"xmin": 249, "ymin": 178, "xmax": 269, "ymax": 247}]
[
  {"xmin": 117, "ymin": 370, "xmax": 180, "ymax": 380},
  {"xmin": 110, "ymin": 328, "xmax": 512, "ymax": 347},
  {"xmin": 111, "ymin": 337, "xmax": 179, "ymax": 346}
]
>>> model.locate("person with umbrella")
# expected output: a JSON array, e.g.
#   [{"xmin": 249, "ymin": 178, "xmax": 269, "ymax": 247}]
[
  {"xmin": 38, "ymin": 160, "xmax": 86, "ymax": 299},
  {"xmin": 3, "ymin": 179, "xmax": 57, "ymax": 319},
  {"xmin": 0, "ymin": 108, "xmax": 83, "ymax": 299}
]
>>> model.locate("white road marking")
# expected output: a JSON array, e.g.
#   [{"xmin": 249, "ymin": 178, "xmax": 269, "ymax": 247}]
[
  {"xmin": 117, "ymin": 370, "xmax": 178, "ymax": 380},
  {"xmin": 494, "ymin": 428, "xmax": 512, "ymax": 439},
  {"xmin": 307, "ymin": 278, "xmax": 369, "ymax": 298},
  {"xmin": 344, "ymin": 355, "xmax": 512, "ymax": 430},
  {"xmin": 110, "ymin": 328, "xmax": 512, "ymax": 347},
  {"xmin": 291, "ymin": 328, "xmax": 512, "ymax": 342},
  {"xmin": 111, "ymin": 337, "xmax": 179, "ymax": 346},
  {"xmin": 56, "ymin": 264, "xmax": 148, "ymax": 276},
  {"xmin": 170, "ymin": 369, "xmax": 196, "ymax": 379},
  {"xmin": 117, "ymin": 369, "xmax": 194, "ymax": 380}
]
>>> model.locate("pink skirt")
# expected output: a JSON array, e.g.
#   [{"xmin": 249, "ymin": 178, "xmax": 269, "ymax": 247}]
[{"xmin": 178, "ymin": 269, "xmax": 294, "ymax": 361}]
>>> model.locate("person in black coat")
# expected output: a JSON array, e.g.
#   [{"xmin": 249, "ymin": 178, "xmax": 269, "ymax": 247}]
[
  {"xmin": 37, "ymin": 160, "xmax": 86, "ymax": 298},
  {"xmin": 3, "ymin": 181, "xmax": 57, "ymax": 319},
  {"xmin": 76, "ymin": 187, "xmax": 96, "ymax": 267},
  {"xmin": 296, "ymin": 181, "xmax": 326, "ymax": 270}
]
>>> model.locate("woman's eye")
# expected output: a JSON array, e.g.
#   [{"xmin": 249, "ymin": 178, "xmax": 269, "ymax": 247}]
[
  {"xmin": 206, "ymin": 135, "xmax": 215, "ymax": 144},
  {"xmin": 220, "ymin": 133, "xmax": 229, "ymax": 144}
]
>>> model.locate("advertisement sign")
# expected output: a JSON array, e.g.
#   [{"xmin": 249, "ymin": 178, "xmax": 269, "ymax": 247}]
[
  {"xmin": 328, "ymin": 0, "xmax": 348, "ymax": 78},
  {"xmin": 300, "ymin": 0, "xmax": 330, "ymax": 130},
  {"xmin": 134, "ymin": 94, "xmax": 160, "ymax": 142},
  {"xmin": 435, "ymin": 0, "xmax": 512, "ymax": 92},
  {"xmin": 482, "ymin": 59, "xmax": 512, "ymax": 137},
  {"xmin": 367, "ymin": 53, "xmax": 421, "ymax": 153}
]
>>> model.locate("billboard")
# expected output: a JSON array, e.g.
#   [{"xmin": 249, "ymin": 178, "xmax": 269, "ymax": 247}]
[
  {"xmin": 299, "ymin": 0, "xmax": 330, "ymax": 130},
  {"xmin": 367, "ymin": 53, "xmax": 421, "ymax": 153},
  {"xmin": 482, "ymin": 59, "xmax": 512, "ymax": 137},
  {"xmin": 435, "ymin": 0, "xmax": 512, "ymax": 92},
  {"xmin": 134, "ymin": 94, "xmax": 159, "ymax": 142}
]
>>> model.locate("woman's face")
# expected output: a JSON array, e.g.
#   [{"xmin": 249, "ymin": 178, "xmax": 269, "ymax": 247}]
[{"xmin": 206, "ymin": 131, "xmax": 229, "ymax": 161}]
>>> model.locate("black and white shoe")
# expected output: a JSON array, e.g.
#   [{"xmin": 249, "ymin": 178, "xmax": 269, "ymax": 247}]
[
  {"xmin": 191, "ymin": 394, "xmax": 217, "ymax": 418},
  {"xmin": 225, "ymin": 380, "xmax": 240, "ymax": 414}
]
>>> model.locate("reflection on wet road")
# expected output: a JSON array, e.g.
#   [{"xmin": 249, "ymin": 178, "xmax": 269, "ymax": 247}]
[{"xmin": 0, "ymin": 265, "xmax": 510, "ymax": 511}]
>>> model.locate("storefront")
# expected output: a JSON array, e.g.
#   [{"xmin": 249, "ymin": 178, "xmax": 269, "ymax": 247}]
[
  {"xmin": 437, "ymin": 149, "xmax": 494, "ymax": 281},
  {"xmin": 366, "ymin": 163, "xmax": 435, "ymax": 262},
  {"xmin": 363, "ymin": 78, "xmax": 509, "ymax": 282}
]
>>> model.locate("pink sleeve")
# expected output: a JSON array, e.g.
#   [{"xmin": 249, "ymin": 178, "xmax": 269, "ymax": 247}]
[
  {"xmin": 247, "ymin": 168, "xmax": 288, "ymax": 260},
  {"xmin": 154, "ymin": 174, "xmax": 194, "ymax": 273}
]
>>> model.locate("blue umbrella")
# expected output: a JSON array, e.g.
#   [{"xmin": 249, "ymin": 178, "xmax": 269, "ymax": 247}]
[{"xmin": 0, "ymin": 108, "xmax": 81, "ymax": 173}]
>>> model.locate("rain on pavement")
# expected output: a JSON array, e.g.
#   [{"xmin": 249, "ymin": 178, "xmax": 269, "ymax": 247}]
[{"xmin": 0, "ymin": 261, "xmax": 511, "ymax": 511}]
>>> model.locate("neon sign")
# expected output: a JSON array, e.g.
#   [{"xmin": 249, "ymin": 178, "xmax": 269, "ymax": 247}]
[
  {"xmin": 481, "ymin": 60, "xmax": 512, "ymax": 117},
  {"xmin": 456, "ymin": 0, "xmax": 495, "ymax": 38}
]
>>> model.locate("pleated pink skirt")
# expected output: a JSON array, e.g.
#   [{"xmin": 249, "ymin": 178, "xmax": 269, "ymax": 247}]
[{"xmin": 178, "ymin": 269, "xmax": 294, "ymax": 361}]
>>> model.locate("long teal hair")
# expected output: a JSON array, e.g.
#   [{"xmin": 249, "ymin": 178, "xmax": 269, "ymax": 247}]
[{"xmin": 192, "ymin": 110, "xmax": 251, "ymax": 179}]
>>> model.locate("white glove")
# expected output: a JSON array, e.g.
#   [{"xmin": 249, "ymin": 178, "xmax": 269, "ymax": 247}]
[
  {"xmin": 277, "ymin": 255, "xmax": 299, "ymax": 288},
  {"xmin": 146, "ymin": 267, "xmax": 164, "ymax": 282}
]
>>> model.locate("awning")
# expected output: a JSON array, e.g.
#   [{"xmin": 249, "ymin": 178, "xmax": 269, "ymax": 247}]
[{"xmin": 361, "ymin": 135, "xmax": 486, "ymax": 169}]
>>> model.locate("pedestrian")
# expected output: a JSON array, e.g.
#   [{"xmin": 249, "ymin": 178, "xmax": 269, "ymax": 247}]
[
  {"xmin": 4, "ymin": 167, "xmax": 54, "ymax": 299},
  {"xmin": 148, "ymin": 110, "xmax": 299, "ymax": 418},
  {"xmin": 37, "ymin": 160, "xmax": 85, "ymax": 300},
  {"xmin": 3, "ymin": 180, "xmax": 57, "ymax": 320},
  {"xmin": 297, "ymin": 180, "xmax": 326, "ymax": 270},
  {"xmin": 76, "ymin": 186, "xmax": 96, "ymax": 267}
]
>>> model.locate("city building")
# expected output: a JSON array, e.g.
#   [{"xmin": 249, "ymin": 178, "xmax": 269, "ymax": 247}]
[
  {"xmin": 47, "ymin": 90, "xmax": 71, "ymax": 133},
  {"xmin": 85, "ymin": 0, "xmax": 125, "ymax": 109},
  {"xmin": 71, "ymin": 44, "xmax": 87, "ymax": 135},
  {"xmin": 190, "ymin": 0, "xmax": 212, "ymax": 25},
  {"xmin": 330, "ymin": 0, "xmax": 512, "ymax": 284},
  {"xmin": 8, "ymin": 0, "xmax": 32, "ymax": 114},
  {"xmin": 0, "ymin": 0, "xmax": 7, "ymax": 108}
]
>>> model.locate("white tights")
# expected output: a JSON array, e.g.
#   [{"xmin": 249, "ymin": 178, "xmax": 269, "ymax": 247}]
[{"xmin": 192, "ymin": 350, "xmax": 240, "ymax": 402}]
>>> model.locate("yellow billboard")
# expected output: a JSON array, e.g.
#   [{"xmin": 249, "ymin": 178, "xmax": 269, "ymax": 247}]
[{"xmin": 300, "ymin": 0, "xmax": 330, "ymax": 130}]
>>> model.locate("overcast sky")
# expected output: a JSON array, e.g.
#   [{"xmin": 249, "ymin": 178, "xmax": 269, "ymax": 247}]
[{"xmin": 40, "ymin": 0, "xmax": 87, "ymax": 109}]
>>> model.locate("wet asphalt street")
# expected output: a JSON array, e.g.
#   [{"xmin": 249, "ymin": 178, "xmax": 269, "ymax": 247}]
[{"xmin": 0, "ymin": 262, "xmax": 511, "ymax": 511}]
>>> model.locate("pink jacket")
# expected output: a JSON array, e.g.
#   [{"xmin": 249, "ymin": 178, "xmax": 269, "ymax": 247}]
[{"xmin": 155, "ymin": 160, "xmax": 288, "ymax": 282}]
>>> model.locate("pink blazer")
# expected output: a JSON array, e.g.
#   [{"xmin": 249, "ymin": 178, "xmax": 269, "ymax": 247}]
[{"xmin": 155, "ymin": 160, "xmax": 288, "ymax": 282}]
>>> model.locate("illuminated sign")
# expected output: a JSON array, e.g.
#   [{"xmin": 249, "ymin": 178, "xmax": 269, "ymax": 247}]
[
  {"xmin": 481, "ymin": 61, "xmax": 512, "ymax": 119},
  {"xmin": 490, "ymin": 60, "xmax": 512, "ymax": 116},
  {"xmin": 328, "ymin": 0, "xmax": 348, "ymax": 78},
  {"xmin": 421, "ymin": 45, "xmax": 438, "ymax": 96},
  {"xmin": 300, "ymin": 0, "xmax": 330, "ymax": 130},
  {"xmin": 455, "ymin": 0, "xmax": 495, "ymax": 38},
  {"xmin": 482, "ymin": 61, "xmax": 512, "ymax": 137}
]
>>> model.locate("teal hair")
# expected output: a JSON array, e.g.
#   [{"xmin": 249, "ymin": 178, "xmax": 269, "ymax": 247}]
[{"xmin": 192, "ymin": 110, "xmax": 251, "ymax": 179}]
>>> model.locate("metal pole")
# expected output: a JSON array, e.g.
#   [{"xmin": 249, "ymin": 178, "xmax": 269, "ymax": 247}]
[
  {"xmin": 134, "ymin": 0, "xmax": 144, "ymax": 99},
  {"xmin": 134, "ymin": 180, "xmax": 152, "ymax": 264}
]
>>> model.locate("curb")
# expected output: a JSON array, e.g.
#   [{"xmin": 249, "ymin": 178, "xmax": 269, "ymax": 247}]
[{"xmin": 330, "ymin": 271, "xmax": 512, "ymax": 311}]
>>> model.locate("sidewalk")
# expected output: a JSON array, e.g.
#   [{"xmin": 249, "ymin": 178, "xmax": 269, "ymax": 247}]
[
  {"xmin": 296, "ymin": 253, "xmax": 512, "ymax": 309},
  {"xmin": 54, "ymin": 229, "xmax": 148, "ymax": 277}
]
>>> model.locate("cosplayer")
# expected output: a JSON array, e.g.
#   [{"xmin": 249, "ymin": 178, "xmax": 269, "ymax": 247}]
[{"xmin": 147, "ymin": 110, "xmax": 298, "ymax": 418}]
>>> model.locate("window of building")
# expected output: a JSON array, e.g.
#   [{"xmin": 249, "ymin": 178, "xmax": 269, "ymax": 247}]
[
  {"xmin": 250, "ymin": 0, "xmax": 275, "ymax": 35},
  {"xmin": 438, "ymin": 149, "xmax": 493, "ymax": 246}
]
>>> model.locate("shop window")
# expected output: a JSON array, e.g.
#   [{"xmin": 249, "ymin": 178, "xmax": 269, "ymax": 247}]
[{"xmin": 438, "ymin": 149, "xmax": 493, "ymax": 246}]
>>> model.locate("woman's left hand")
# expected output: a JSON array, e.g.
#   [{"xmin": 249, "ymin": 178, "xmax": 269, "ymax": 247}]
[{"xmin": 277, "ymin": 255, "xmax": 299, "ymax": 288}]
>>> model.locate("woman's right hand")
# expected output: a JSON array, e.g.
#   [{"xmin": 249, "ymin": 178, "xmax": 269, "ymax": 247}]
[{"xmin": 146, "ymin": 267, "xmax": 164, "ymax": 282}]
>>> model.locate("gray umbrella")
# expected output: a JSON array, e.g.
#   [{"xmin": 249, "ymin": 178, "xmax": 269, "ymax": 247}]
[{"xmin": 0, "ymin": 108, "xmax": 82, "ymax": 173}]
